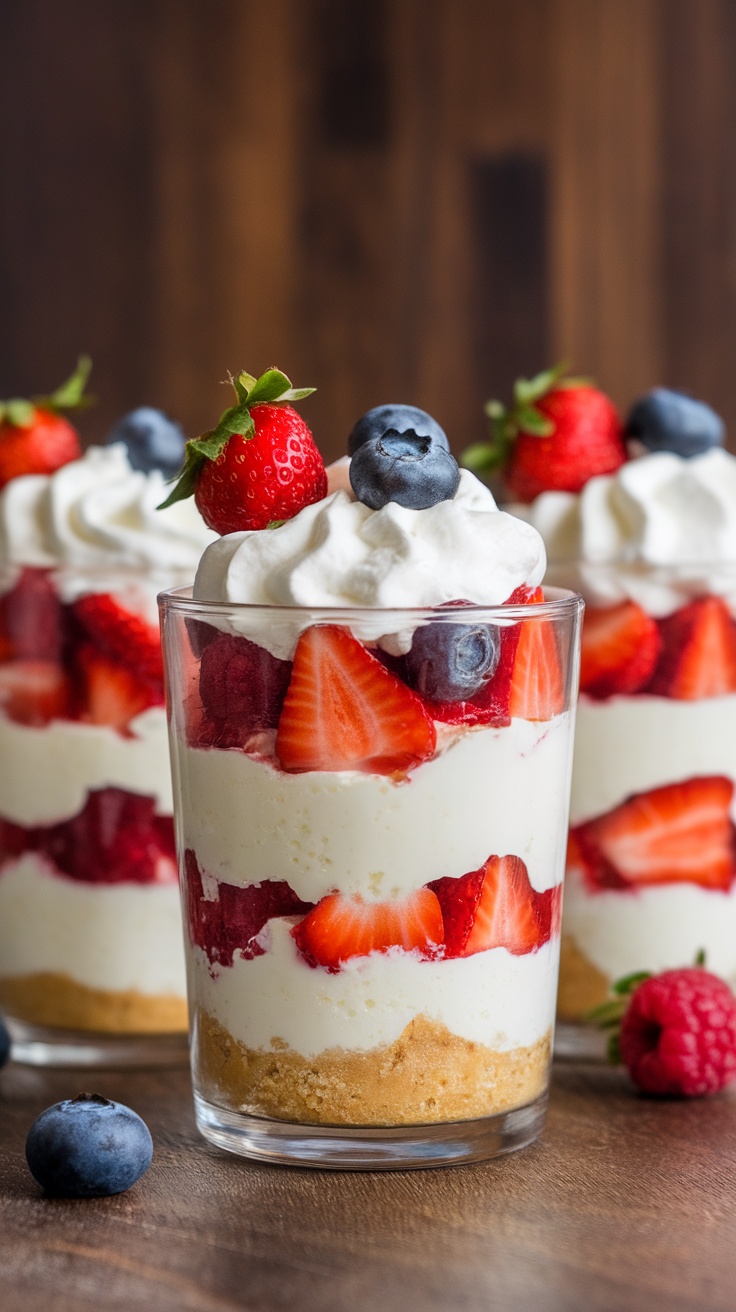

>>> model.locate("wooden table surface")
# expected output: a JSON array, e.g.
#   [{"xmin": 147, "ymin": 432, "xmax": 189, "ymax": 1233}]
[{"xmin": 1, "ymin": 1058, "xmax": 734, "ymax": 1312}]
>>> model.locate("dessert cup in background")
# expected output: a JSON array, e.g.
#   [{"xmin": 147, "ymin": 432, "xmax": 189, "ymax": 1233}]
[
  {"xmin": 0, "ymin": 444, "xmax": 216, "ymax": 1065},
  {"xmin": 546, "ymin": 556, "xmax": 736, "ymax": 1057},
  {"xmin": 160, "ymin": 588, "xmax": 581, "ymax": 1168}
]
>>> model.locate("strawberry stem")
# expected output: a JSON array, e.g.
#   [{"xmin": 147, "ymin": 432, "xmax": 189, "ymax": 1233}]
[
  {"xmin": 0, "ymin": 356, "xmax": 94, "ymax": 428},
  {"xmin": 158, "ymin": 366, "xmax": 315, "ymax": 510}
]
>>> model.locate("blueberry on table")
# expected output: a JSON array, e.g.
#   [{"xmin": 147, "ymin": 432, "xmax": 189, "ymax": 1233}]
[
  {"xmin": 348, "ymin": 404, "xmax": 449, "ymax": 455},
  {"xmin": 626, "ymin": 388, "xmax": 724, "ymax": 458},
  {"xmin": 0, "ymin": 1013, "xmax": 9, "ymax": 1067},
  {"xmin": 25, "ymin": 1093, "xmax": 153, "ymax": 1198},
  {"xmin": 107, "ymin": 407, "xmax": 186, "ymax": 478},
  {"xmin": 350, "ymin": 431, "xmax": 460, "ymax": 510},
  {"xmin": 406, "ymin": 619, "xmax": 501, "ymax": 702}
]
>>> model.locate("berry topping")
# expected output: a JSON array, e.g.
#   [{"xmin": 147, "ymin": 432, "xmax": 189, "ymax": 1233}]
[
  {"xmin": 0, "ymin": 1013, "xmax": 9, "ymax": 1068},
  {"xmin": 185, "ymin": 850, "xmax": 313, "ymax": 966},
  {"xmin": 292, "ymin": 888, "xmax": 444, "ymax": 972},
  {"xmin": 73, "ymin": 593, "xmax": 163, "ymax": 685},
  {"xmin": 647, "ymin": 597, "xmax": 736, "ymax": 700},
  {"xmin": 405, "ymin": 616, "xmax": 500, "ymax": 702},
  {"xmin": 626, "ymin": 388, "xmax": 725, "ymax": 459},
  {"xmin": 106, "ymin": 406, "xmax": 186, "ymax": 478},
  {"xmin": 0, "ymin": 659, "xmax": 71, "ymax": 726},
  {"xmin": 198, "ymin": 631, "xmax": 292, "ymax": 747},
  {"xmin": 347, "ymin": 404, "xmax": 450, "ymax": 455},
  {"xmin": 25, "ymin": 1094, "xmax": 153, "ymax": 1197},
  {"xmin": 349, "ymin": 430, "xmax": 460, "ymax": 510},
  {"xmin": 0, "ymin": 357, "xmax": 92, "ymax": 490},
  {"xmin": 592, "ymin": 967, "xmax": 736, "ymax": 1098},
  {"xmin": 463, "ymin": 362, "xmax": 625, "ymax": 502},
  {"xmin": 580, "ymin": 600, "xmax": 661, "ymax": 698},
  {"xmin": 275, "ymin": 624, "xmax": 436, "ymax": 775},
  {"xmin": 429, "ymin": 855, "xmax": 559, "ymax": 958},
  {"xmin": 159, "ymin": 366, "xmax": 324, "ymax": 534},
  {"xmin": 573, "ymin": 776, "xmax": 736, "ymax": 893},
  {"xmin": 76, "ymin": 645, "xmax": 163, "ymax": 731},
  {"xmin": 508, "ymin": 587, "xmax": 564, "ymax": 720}
]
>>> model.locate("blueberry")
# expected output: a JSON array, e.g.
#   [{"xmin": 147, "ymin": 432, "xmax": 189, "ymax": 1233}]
[
  {"xmin": 107, "ymin": 407, "xmax": 186, "ymax": 478},
  {"xmin": 406, "ymin": 619, "xmax": 500, "ymax": 702},
  {"xmin": 350, "ymin": 431, "xmax": 460, "ymax": 510},
  {"xmin": 25, "ymin": 1093, "xmax": 153, "ymax": 1198},
  {"xmin": 0, "ymin": 1012, "xmax": 9, "ymax": 1067},
  {"xmin": 348, "ymin": 404, "xmax": 449, "ymax": 456},
  {"xmin": 626, "ymin": 388, "xmax": 724, "ymax": 458}
]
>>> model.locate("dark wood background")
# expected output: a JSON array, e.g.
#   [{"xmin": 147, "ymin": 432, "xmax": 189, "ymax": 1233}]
[{"xmin": 1, "ymin": 0, "xmax": 735, "ymax": 463}]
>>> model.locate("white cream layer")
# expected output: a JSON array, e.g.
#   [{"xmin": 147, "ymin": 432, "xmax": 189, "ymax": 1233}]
[
  {"xmin": 174, "ymin": 713, "xmax": 573, "ymax": 903},
  {"xmin": 0, "ymin": 854, "xmax": 186, "ymax": 996},
  {"xmin": 563, "ymin": 867, "xmax": 736, "ymax": 984},
  {"xmin": 0, "ymin": 708, "xmax": 172, "ymax": 826},
  {"xmin": 190, "ymin": 918, "xmax": 558, "ymax": 1058},
  {"xmin": 569, "ymin": 693, "xmax": 736, "ymax": 826}
]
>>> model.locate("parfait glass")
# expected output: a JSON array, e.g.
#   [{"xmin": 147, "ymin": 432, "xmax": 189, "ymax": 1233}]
[
  {"xmin": 160, "ymin": 586, "xmax": 581, "ymax": 1168},
  {"xmin": 549, "ymin": 560, "xmax": 736, "ymax": 1059},
  {"xmin": 0, "ymin": 564, "xmax": 190, "ymax": 1066}
]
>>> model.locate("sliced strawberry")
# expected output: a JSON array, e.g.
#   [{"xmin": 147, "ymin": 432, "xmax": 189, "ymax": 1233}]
[
  {"xmin": 508, "ymin": 586, "xmax": 564, "ymax": 720},
  {"xmin": 647, "ymin": 597, "xmax": 736, "ymax": 700},
  {"xmin": 184, "ymin": 850, "xmax": 314, "ymax": 966},
  {"xmin": 275, "ymin": 625, "xmax": 436, "ymax": 775},
  {"xmin": 0, "ymin": 567, "xmax": 64, "ymax": 662},
  {"xmin": 73, "ymin": 592, "xmax": 163, "ymax": 686},
  {"xmin": 580, "ymin": 600, "xmax": 661, "ymax": 698},
  {"xmin": 76, "ymin": 644, "xmax": 162, "ymax": 731},
  {"xmin": 292, "ymin": 888, "xmax": 444, "ymax": 971},
  {"xmin": 574, "ymin": 776, "xmax": 736, "ymax": 892},
  {"xmin": 198, "ymin": 631, "xmax": 292, "ymax": 746},
  {"xmin": 431, "ymin": 855, "xmax": 558, "ymax": 957},
  {"xmin": 0, "ymin": 659, "xmax": 71, "ymax": 726}
]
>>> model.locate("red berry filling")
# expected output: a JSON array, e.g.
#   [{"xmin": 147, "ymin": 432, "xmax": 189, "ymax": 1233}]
[
  {"xmin": 0, "ymin": 786, "xmax": 177, "ymax": 885},
  {"xmin": 184, "ymin": 849, "xmax": 314, "ymax": 966}
]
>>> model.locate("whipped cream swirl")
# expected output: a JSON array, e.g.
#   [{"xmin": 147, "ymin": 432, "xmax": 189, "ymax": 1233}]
[
  {"xmin": 517, "ymin": 448, "xmax": 736, "ymax": 614},
  {"xmin": 194, "ymin": 468, "xmax": 546, "ymax": 657}
]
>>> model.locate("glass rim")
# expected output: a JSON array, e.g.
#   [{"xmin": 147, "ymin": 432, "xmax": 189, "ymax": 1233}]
[{"xmin": 157, "ymin": 584, "xmax": 583, "ymax": 622}]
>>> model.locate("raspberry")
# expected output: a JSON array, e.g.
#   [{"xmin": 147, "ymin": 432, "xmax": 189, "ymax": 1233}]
[{"xmin": 620, "ymin": 968, "xmax": 736, "ymax": 1097}]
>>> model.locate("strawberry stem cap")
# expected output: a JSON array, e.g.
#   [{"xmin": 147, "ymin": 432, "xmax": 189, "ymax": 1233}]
[
  {"xmin": 0, "ymin": 356, "xmax": 94, "ymax": 428},
  {"xmin": 461, "ymin": 360, "xmax": 593, "ymax": 476}
]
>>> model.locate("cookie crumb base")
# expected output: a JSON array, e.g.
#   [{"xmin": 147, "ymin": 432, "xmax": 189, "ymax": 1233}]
[
  {"xmin": 0, "ymin": 971, "xmax": 188, "ymax": 1034},
  {"xmin": 194, "ymin": 1008, "xmax": 551, "ymax": 1126},
  {"xmin": 556, "ymin": 934, "xmax": 610, "ymax": 1021}
]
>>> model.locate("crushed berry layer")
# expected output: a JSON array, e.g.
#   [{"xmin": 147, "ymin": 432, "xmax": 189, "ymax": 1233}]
[{"xmin": 0, "ymin": 786, "xmax": 177, "ymax": 885}]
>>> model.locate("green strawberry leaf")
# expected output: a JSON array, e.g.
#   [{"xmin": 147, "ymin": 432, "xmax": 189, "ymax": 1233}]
[
  {"xmin": 517, "ymin": 405, "xmax": 555, "ymax": 437},
  {"xmin": 514, "ymin": 361, "xmax": 568, "ymax": 407},
  {"xmin": 607, "ymin": 1031, "xmax": 621, "ymax": 1065},
  {"xmin": 611, "ymin": 970, "xmax": 651, "ymax": 996},
  {"xmin": 35, "ymin": 355, "xmax": 94, "ymax": 412},
  {"xmin": 694, "ymin": 948, "xmax": 707, "ymax": 967},
  {"xmin": 585, "ymin": 998, "xmax": 627, "ymax": 1027},
  {"xmin": 2, "ymin": 399, "xmax": 36, "ymax": 428},
  {"xmin": 158, "ymin": 365, "xmax": 315, "ymax": 510},
  {"xmin": 461, "ymin": 441, "xmax": 502, "ymax": 473}
]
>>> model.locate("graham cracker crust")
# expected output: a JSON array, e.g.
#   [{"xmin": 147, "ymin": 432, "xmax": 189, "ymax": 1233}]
[
  {"xmin": 194, "ymin": 1008, "xmax": 551, "ymax": 1126},
  {"xmin": 0, "ymin": 971, "xmax": 188, "ymax": 1034},
  {"xmin": 556, "ymin": 934, "xmax": 610, "ymax": 1021}
]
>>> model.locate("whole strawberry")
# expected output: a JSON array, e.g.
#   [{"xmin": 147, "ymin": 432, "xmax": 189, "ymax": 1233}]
[
  {"xmin": 159, "ymin": 367, "xmax": 326, "ymax": 535},
  {"xmin": 592, "ymin": 966, "xmax": 736, "ymax": 1097},
  {"xmin": 0, "ymin": 357, "xmax": 92, "ymax": 490},
  {"xmin": 463, "ymin": 362, "xmax": 626, "ymax": 502}
]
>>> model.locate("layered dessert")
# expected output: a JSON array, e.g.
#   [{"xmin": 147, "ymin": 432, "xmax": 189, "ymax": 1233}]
[
  {"xmin": 470, "ymin": 367, "xmax": 736, "ymax": 1024},
  {"xmin": 0, "ymin": 374, "xmax": 215, "ymax": 1039},
  {"xmin": 161, "ymin": 368, "xmax": 580, "ymax": 1129}
]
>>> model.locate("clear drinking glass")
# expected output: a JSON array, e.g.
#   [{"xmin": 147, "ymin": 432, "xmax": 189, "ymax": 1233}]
[
  {"xmin": 0, "ymin": 564, "xmax": 189, "ymax": 1066},
  {"xmin": 160, "ymin": 586, "xmax": 581, "ymax": 1168},
  {"xmin": 549, "ymin": 561, "xmax": 736, "ymax": 1059}
]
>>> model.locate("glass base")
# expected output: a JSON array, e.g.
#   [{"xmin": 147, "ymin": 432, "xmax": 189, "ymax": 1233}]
[
  {"xmin": 554, "ymin": 1020, "xmax": 607, "ymax": 1062},
  {"xmin": 7, "ymin": 1017, "xmax": 189, "ymax": 1068},
  {"xmin": 193, "ymin": 1091, "xmax": 548, "ymax": 1170}
]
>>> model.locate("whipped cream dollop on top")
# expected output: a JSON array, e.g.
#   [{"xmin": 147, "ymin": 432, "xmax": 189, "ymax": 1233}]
[
  {"xmin": 0, "ymin": 444, "xmax": 216, "ymax": 575},
  {"xmin": 516, "ymin": 448, "xmax": 736, "ymax": 614},
  {"xmin": 194, "ymin": 468, "xmax": 546, "ymax": 657}
]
